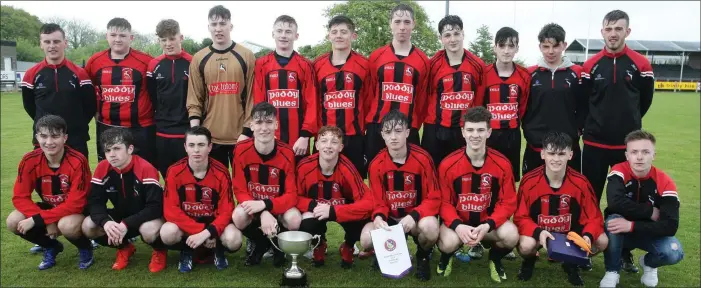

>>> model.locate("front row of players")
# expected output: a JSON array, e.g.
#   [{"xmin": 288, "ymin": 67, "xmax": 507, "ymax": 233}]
[{"xmin": 8, "ymin": 104, "xmax": 683, "ymax": 286}]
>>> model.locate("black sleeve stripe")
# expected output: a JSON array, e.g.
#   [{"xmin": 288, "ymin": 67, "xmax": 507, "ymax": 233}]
[{"xmin": 198, "ymin": 50, "xmax": 215, "ymax": 85}]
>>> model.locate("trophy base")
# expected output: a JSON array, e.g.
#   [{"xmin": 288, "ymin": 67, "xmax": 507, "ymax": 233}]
[{"xmin": 280, "ymin": 274, "xmax": 308, "ymax": 288}]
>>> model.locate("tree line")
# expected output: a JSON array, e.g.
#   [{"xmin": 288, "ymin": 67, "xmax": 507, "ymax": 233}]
[{"xmin": 2, "ymin": 1, "xmax": 524, "ymax": 66}]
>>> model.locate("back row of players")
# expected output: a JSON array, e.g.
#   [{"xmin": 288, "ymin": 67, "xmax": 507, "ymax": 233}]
[{"xmin": 15, "ymin": 4, "xmax": 682, "ymax": 287}]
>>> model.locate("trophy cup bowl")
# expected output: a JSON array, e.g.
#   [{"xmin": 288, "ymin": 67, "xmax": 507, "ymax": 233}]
[{"xmin": 270, "ymin": 231, "xmax": 320, "ymax": 287}]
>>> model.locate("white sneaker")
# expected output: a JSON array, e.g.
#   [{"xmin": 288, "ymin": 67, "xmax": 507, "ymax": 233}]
[
  {"xmin": 353, "ymin": 243, "xmax": 360, "ymax": 256},
  {"xmin": 263, "ymin": 248, "xmax": 274, "ymax": 259},
  {"xmin": 600, "ymin": 271, "xmax": 620, "ymax": 287},
  {"xmin": 640, "ymin": 255, "xmax": 658, "ymax": 287}
]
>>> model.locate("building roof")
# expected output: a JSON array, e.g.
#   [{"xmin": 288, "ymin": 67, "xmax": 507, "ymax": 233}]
[
  {"xmin": 17, "ymin": 61, "xmax": 37, "ymax": 72},
  {"xmin": 567, "ymin": 39, "xmax": 700, "ymax": 53},
  {"xmin": 1, "ymin": 40, "xmax": 17, "ymax": 47}
]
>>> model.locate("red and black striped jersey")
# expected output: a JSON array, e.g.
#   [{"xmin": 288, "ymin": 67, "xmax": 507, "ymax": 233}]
[
  {"xmin": 164, "ymin": 158, "xmax": 234, "ymax": 237},
  {"xmin": 232, "ymin": 139, "xmax": 298, "ymax": 215},
  {"xmin": 368, "ymin": 144, "xmax": 440, "ymax": 221},
  {"xmin": 425, "ymin": 49, "xmax": 485, "ymax": 128},
  {"xmin": 313, "ymin": 51, "xmax": 370, "ymax": 136},
  {"xmin": 253, "ymin": 51, "xmax": 318, "ymax": 145},
  {"xmin": 12, "ymin": 147, "xmax": 91, "ymax": 229},
  {"xmin": 477, "ymin": 63, "xmax": 531, "ymax": 130},
  {"xmin": 85, "ymin": 49, "xmax": 154, "ymax": 128},
  {"xmin": 438, "ymin": 148, "xmax": 516, "ymax": 232},
  {"xmin": 365, "ymin": 44, "xmax": 430, "ymax": 129},
  {"xmin": 514, "ymin": 166, "xmax": 604, "ymax": 241},
  {"xmin": 295, "ymin": 153, "xmax": 373, "ymax": 223}
]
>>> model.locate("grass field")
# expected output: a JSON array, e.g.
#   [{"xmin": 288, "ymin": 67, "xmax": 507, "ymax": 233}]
[{"xmin": 1, "ymin": 91, "xmax": 699, "ymax": 287}]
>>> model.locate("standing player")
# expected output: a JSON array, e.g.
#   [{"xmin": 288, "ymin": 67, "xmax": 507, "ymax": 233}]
[
  {"xmin": 85, "ymin": 18, "xmax": 156, "ymax": 164},
  {"xmin": 313, "ymin": 15, "xmax": 370, "ymax": 176},
  {"xmin": 147, "ymin": 19, "xmax": 192, "ymax": 177},
  {"xmin": 187, "ymin": 5, "xmax": 256, "ymax": 169},
  {"xmin": 7, "ymin": 115, "xmax": 93, "ymax": 270},
  {"xmin": 599, "ymin": 130, "xmax": 683, "ymax": 288},
  {"xmin": 581, "ymin": 11, "xmax": 654, "ymax": 272},
  {"xmin": 515, "ymin": 131, "xmax": 607, "ymax": 286},
  {"xmin": 296, "ymin": 126, "xmax": 373, "ymax": 268},
  {"xmin": 471, "ymin": 27, "xmax": 530, "ymax": 260},
  {"xmin": 522, "ymin": 23, "xmax": 585, "ymax": 175},
  {"xmin": 160, "ymin": 126, "xmax": 240, "ymax": 272},
  {"xmin": 254, "ymin": 15, "xmax": 318, "ymax": 163},
  {"xmin": 423, "ymin": 15, "xmax": 485, "ymax": 167},
  {"xmin": 435, "ymin": 107, "xmax": 519, "ymax": 283},
  {"xmin": 21, "ymin": 23, "xmax": 96, "ymax": 158},
  {"xmin": 364, "ymin": 4, "xmax": 430, "ymax": 164},
  {"xmin": 231, "ymin": 103, "xmax": 301, "ymax": 267},
  {"xmin": 359, "ymin": 110, "xmax": 440, "ymax": 281},
  {"xmin": 82, "ymin": 128, "xmax": 166, "ymax": 272}
]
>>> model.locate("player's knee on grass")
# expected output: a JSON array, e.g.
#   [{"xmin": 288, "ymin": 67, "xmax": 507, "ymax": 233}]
[
  {"xmin": 81, "ymin": 216, "xmax": 104, "ymax": 239},
  {"xmin": 232, "ymin": 206, "xmax": 252, "ymax": 230},
  {"xmin": 57, "ymin": 214, "xmax": 85, "ymax": 239},
  {"xmin": 438, "ymin": 224, "xmax": 462, "ymax": 253},
  {"xmin": 139, "ymin": 218, "xmax": 164, "ymax": 244},
  {"xmin": 360, "ymin": 222, "xmax": 376, "ymax": 250},
  {"xmin": 220, "ymin": 224, "xmax": 242, "ymax": 251},
  {"xmin": 6, "ymin": 210, "xmax": 25, "ymax": 233},
  {"xmin": 417, "ymin": 216, "xmax": 439, "ymax": 243},
  {"xmin": 518, "ymin": 235, "xmax": 539, "ymax": 257},
  {"xmin": 159, "ymin": 222, "xmax": 183, "ymax": 245},
  {"xmin": 595, "ymin": 233, "xmax": 608, "ymax": 253},
  {"xmin": 281, "ymin": 207, "xmax": 301, "ymax": 231},
  {"xmin": 495, "ymin": 221, "xmax": 519, "ymax": 249}
]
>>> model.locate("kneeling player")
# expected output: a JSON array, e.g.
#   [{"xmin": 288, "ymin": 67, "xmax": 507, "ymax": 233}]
[
  {"xmin": 7, "ymin": 115, "xmax": 93, "ymax": 270},
  {"xmin": 359, "ymin": 110, "xmax": 441, "ymax": 281},
  {"xmin": 296, "ymin": 126, "xmax": 373, "ymax": 268},
  {"xmin": 82, "ymin": 128, "xmax": 167, "ymax": 272},
  {"xmin": 515, "ymin": 131, "xmax": 607, "ymax": 286},
  {"xmin": 161, "ymin": 126, "xmax": 240, "ymax": 272},
  {"xmin": 436, "ymin": 107, "xmax": 519, "ymax": 283},
  {"xmin": 232, "ymin": 102, "xmax": 301, "ymax": 267}
]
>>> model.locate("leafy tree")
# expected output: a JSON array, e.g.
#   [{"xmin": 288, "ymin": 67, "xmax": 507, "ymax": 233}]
[
  {"xmin": 468, "ymin": 25, "xmax": 495, "ymax": 64},
  {"xmin": 200, "ymin": 38, "xmax": 213, "ymax": 49},
  {"xmin": 65, "ymin": 39, "xmax": 108, "ymax": 64},
  {"xmin": 0, "ymin": 5, "xmax": 42, "ymax": 43},
  {"xmin": 182, "ymin": 37, "xmax": 201, "ymax": 55},
  {"xmin": 298, "ymin": 42, "xmax": 331, "ymax": 60},
  {"xmin": 43, "ymin": 16, "xmax": 98, "ymax": 49},
  {"xmin": 254, "ymin": 48, "xmax": 272, "ymax": 59},
  {"xmin": 323, "ymin": 0, "xmax": 440, "ymax": 56},
  {"xmin": 15, "ymin": 38, "xmax": 43, "ymax": 62}
]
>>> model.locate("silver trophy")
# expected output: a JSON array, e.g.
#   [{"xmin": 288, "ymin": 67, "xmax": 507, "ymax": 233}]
[{"xmin": 270, "ymin": 231, "xmax": 320, "ymax": 288}]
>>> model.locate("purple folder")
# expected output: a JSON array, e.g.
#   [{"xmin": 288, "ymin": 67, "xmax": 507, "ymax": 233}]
[{"xmin": 547, "ymin": 232, "xmax": 589, "ymax": 266}]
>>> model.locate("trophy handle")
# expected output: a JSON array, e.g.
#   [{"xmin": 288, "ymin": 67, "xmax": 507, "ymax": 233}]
[
  {"xmin": 310, "ymin": 234, "xmax": 322, "ymax": 251},
  {"xmin": 268, "ymin": 234, "xmax": 284, "ymax": 252}
]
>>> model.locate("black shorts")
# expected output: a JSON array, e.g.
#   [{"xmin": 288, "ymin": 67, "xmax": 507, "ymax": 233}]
[
  {"xmin": 420, "ymin": 124, "xmax": 466, "ymax": 168},
  {"xmin": 155, "ymin": 135, "xmax": 187, "ymax": 177},
  {"xmin": 364, "ymin": 123, "xmax": 420, "ymax": 165},
  {"xmin": 522, "ymin": 142, "xmax": 582, "ymax": 176},
  {"xmin": 96, "ymin": 122, "xmax": 156, "ymax": 165},
  {"xmin": 313, "ymin": 134, "xmax": 366, "ymax": 177},
  {"xmin": 210, "ymin": 143, "xmax": 234, "ymax": 170},
  {"xmin": 486, "ymin": 128, "xmax": 522, "ymax": 181}
]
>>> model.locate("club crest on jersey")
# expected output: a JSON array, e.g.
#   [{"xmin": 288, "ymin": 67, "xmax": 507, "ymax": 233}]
[
  {"xmin": 270, "ymin": 168, "xmax": 279, "ymax": 178},
  {"xmin": 405, "ymin": 67, "xmax": 412, "ymax": 76},
  {"xmin": 122, "ymin": 68, "xmax": 132, "ymax": 80},
  {"xmin": 59, "ymin": 174, "xmax": 70, "ymax": 192},
  {"xmin": 219, "ymin": 63, "xmax": 226, "ymax": 71},
  {"xmin": 202, "ymin": 187, "xmax": 212, "ymax": 203},
  {"xmin": 509, "ymin": 84, "xmax": 519, "ymax": 98},
  {"xmin": 345, "ymin": 73, "xmax": 352, "ymax": 83},
  {"xmin": 559, "ymin": 194, "xmax": 571, "ymax": 210},
  {"xmin": 463, "ymin": 74, "xmax": 471, "ymax": 85},
  {"xmin": 288, "ymin": 72, "xmax": 296, "ymax": 82},
  {"xmin": 404, "ymin": 175, "xmax": 413, "ymax": 185},
  {"xmin": 480, "ymin": 174, "xmax": 492, "ymax": 191},
  {"xmin": 332, "ymin": 183, "xmax": 340, "ymax": 193}
]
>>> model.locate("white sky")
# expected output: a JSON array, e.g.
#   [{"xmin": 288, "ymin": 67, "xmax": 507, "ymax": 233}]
[{"xmin": 5, "ymin": 1, "xmax": 700, "ymax": 65}]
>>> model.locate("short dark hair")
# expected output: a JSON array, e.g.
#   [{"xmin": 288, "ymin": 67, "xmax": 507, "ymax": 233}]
[
  {"xmin": 100, "ymin": 127, "xmax": 134, "ymax": 150},
  {"xmin": 328, "ymin": 15, "xmax": 355, "ymax": 32},
  {"xmin": 538, "ymin": 23, "xmax": 566, "ymax": 45},
  {"xmin": 185, "ymin": 126, "xmax": 212, "ymax": 144},
  {"xmin": 462, "ymin": 106, "xmax": 492, "ymax": 128},
  {"xmin": 542, "ymin": 131, "xmax": 573, "ymax": 152},
  {"xmin": 107, "ymin": 18, "xmax": 132, "ymax": 32},
  {"xmin": 380, "ymin": 109, "xmax": 409, "ymax": 131},
  {"xmin": 40, "ymin": 23, "xmax": 65, "ymax": 38},
  {"xmin": 438, "ymin": 15, "xmax": 463, "ymax": 35},
  {"xmin": 274, "ymin": 15, "xmax": 298, "ymax": 28},
  {"xmin": 35, "ymin": 115, "xmax": 67, "ymax": 135},
  {"xmin": 317, "ymin": 125, "xmax": 344, "ymax": 143},
  {"xmin": 603, "ymin": 9, "xmax": 629, "ymax": 27},
  {"xmin": 495, "ymin": 27, "xmax": 519, "ymax": 46},
  {"xmin": 251, "ymin": 102, "xmax": 277, "ymax": 120},
  {"xmin": 156, "ymin": 19, "xmax": 180, "ymax": 38},
  {"xmin": 208, "ymin": 5, "xmax": 231, "ymax": 21},
  {"xmin": 625, "ymin": 130, "xmax": 656, "ymax": 146},
  {"xmin": 390, "ymin": 3, "xmax": 415, "ymax": 21}
]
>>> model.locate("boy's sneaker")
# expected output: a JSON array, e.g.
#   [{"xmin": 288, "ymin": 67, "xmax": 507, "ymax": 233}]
[
  {"xmin": 639, "ymin": 255, "xmax": 658, "ymax": 287},
  {"xmin": 149, "ymin": 249, "xmax": 167, "ymax": 273},
  {"xmin": 38, "ymin": 242, "xmax": 64, "ymax": 270},
  {"xmin": 78, "ymin": 248, "xmax": 94, "ymax": 270},
  {"xmin": 599, "ymin": 271, "xmax": 620, "ymax": 287},
  {"xmin": 112, "ymin": 243, "xmax": 136, "ymax": 270},
  {"xmin": 178, "ymin": 250, "xmax": 194, "ymax": 273}
]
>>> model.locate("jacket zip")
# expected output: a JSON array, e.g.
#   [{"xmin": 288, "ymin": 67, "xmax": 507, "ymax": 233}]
[
  {"xmin": 172, "ymin": 60, "xmax": 175, "ymax": 84},
  {"xmin": 613, "ymin": 57, "xmax": 617, "ymax": 84},
  {"xmin": 54, "ymin": 69, "xmax": 59, "ymax": 92},
  {"xmin": 551, "ymin": 70, "xmax": 555, "ymax": 89},
  {"xmin": 120, "ymin": 173, "xmax": 126, "ymax": 199}
]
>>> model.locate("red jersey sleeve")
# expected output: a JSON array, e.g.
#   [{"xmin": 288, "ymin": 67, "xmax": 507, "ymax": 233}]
[
  {"xmin": 331, "ymin": 158, "xmax": 373, "ymax": 223},
  {"xmin": 412, "ymin": 53, "xmax": 431, "ymax": 128},
  {"xmin": 579, "ymin": 177, "xmax": 605, "ymax": 241},
  {"xmin": 232, "ymin": 144, "xmax": 255, "ymax": 204},
  {"xmin": 485, "ymin": 157, "xmax": 518, "ymax": 231},
  {"xmin": 300, "ymin": 59, "xmax": 319, "ymax": 136},
  {"xmin": 36, "ymin": 155, "xmax": 91, "ymax": 227},
  {"xmin": 12, "ymin": 154, "xmax": 43, "ymax": 219},
  {"xmin": 163, "ymin": 169, "xmax": 205, "ymax": 235},
  {"xmin": 252, "ymin": 57, "xmax": 268, "ymax": 105},
  {"xmin": 438, "ymin": 160, "xmax": 463, "ymax": 230},
  {"xmin": 207, "ymin": 170, "xmax": 235, "ymax": 237},
  {"xmin": 518, "ymin": 66, "xmax": 531, "ymax": 120},
  {"xmin": 514, "ymin": 179, "xmax": 540, "ymax": 238},
  {"xmin": 295, "ymin": 161, "xmax": 315, "ymax": 213},
  {"xmin": 410, "ymin": 150, "xmax": 440, "ymax": 221},
  {"xmin": 369, "ymin": 159, "xmax": 389, "ymax": 220}
]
